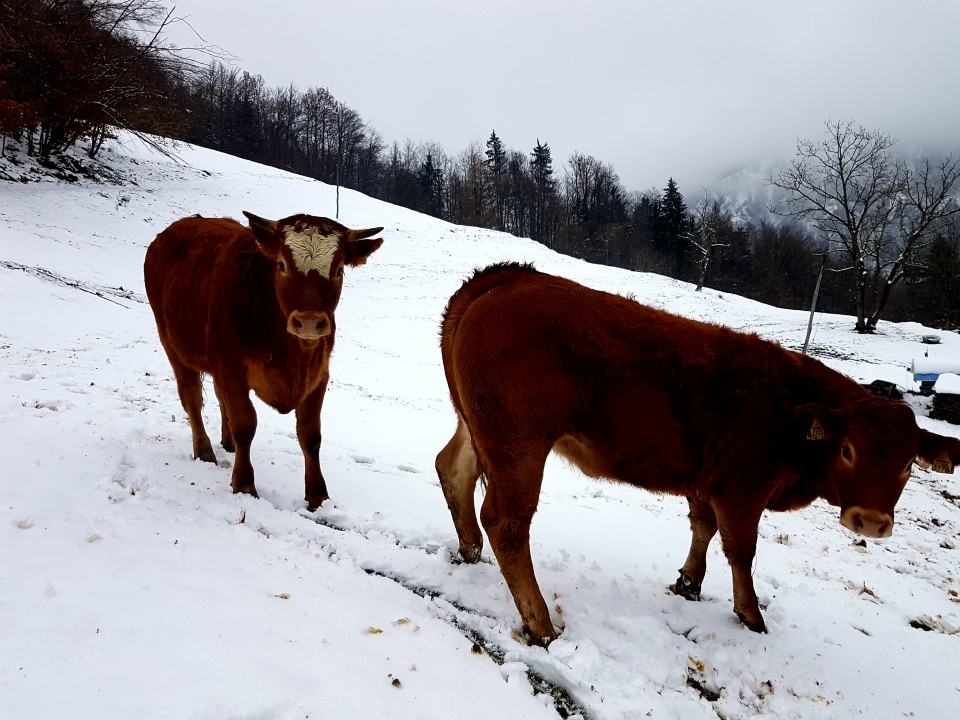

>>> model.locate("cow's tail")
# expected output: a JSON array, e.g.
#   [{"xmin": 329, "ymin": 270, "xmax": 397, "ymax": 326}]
[
  {"xmin": 439, "ymin": 261, "xmax": 538, "ymax": 417},
  {"xmin": 439, "ymin": 262, "xmax": 539, "ymax": 489}
]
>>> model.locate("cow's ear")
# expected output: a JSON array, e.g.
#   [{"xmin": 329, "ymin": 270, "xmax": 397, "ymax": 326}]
[
  {"xmin": 917, "ymin": 429, "xmax": 960, "ymax": 473},
  {"xmin": 793, "ymin": 404, "xmax": 841, "ymax": 442},
  {"xmin": 242, "ymin": 211, "xmax": 279, "ymax": 254},
  {"xmin": 343, "ymin": 233, "xmax": 384, "ymax": 267}
]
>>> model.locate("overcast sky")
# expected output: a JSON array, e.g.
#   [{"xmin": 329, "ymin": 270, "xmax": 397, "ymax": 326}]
[{"xmin": 164, "ymin": 0, "xmax": 960, "ymax": 194}]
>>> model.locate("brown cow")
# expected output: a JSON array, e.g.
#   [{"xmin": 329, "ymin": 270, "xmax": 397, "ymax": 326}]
[
  {"xmin": 435, "ymin": 262, "xmax": 960, "ymax": 644},
  {"xmin": 145, "ymin": 212, "xmax": 383, "ymax": 509}
]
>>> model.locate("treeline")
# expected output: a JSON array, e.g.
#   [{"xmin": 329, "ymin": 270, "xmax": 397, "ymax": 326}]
[
  {"xmin": 0, "ymin": 0, "xmax": 192, "ymax": 157},
  {"xmin": 2, "ymin": 1, "xmax": 958, "ymax": 331}
]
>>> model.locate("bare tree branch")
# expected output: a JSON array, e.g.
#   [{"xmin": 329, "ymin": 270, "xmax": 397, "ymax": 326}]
[{"xmin": 769, "ymin": 119, "xmax": 957, "ymax": 332}]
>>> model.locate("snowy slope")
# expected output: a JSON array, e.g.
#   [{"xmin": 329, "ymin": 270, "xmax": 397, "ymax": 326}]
[{"xmin": 1, "ymin": 135, "xmax": 959, "ymax": 720}]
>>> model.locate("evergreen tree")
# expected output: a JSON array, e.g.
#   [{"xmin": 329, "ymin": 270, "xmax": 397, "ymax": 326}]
[
  {"xmin": 485, "ymin": 129, "xmax": 506, "ymax": 173},
  {"xmin": 657, "ymin": 178, "xmax": 689, "ymax": 278},
  {"xmin": 418, "ymin": 152, "xmax": 444, "ymax": 217},
  {"xmin": 530, "ymin": 139, "xmax": 554, "ymax": 244},
  {"xmin": 486, "ymin": 130, "xmax": 507, "ymax": 230}
]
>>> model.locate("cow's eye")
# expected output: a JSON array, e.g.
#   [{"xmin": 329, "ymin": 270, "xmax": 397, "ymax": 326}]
[
  {"xmin": 337, "ymin": 266, "xmax": 344, "ymax": 278},
  {"xmin": 841, "ymin": 444, "xmax": 853, "ymax": 461},
  {"xmin": 278, "ymin": 260, "xmax": 286, "ymax": 273}
]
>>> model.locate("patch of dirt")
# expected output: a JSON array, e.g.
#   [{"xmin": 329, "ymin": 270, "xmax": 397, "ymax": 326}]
[
  {"xmin": 1, "ymin": 142, "xmax": 127, "ymax": 185},
  {"xmin": 686, "ymin": 671, "xmax": 721, "ymax": 702}
]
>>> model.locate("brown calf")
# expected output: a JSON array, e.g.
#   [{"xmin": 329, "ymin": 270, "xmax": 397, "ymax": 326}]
[
  {"xmin": 436, "ymin": 263, "xmax": 960, "ymax": 643},
  {"xmin": 145, "ymin": 212, "xmax": 383, "ymax": 509}
]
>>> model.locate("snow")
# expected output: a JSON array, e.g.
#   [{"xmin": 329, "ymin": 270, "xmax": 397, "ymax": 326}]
[
  {"xmin": 935, "ymin": 373, "xmax": 960, "ymax": 396},
  {"xmin": 2, "ymin": 135, "xmax": 960, "ymax": 720},
  {"xmin": 912, "ymin": 356, "xmax": 960, "ymax": 377}
]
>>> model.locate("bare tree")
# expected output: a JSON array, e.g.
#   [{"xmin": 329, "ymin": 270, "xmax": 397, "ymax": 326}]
[
  {"xmin": 0, "ymin": 0, "xmax": 228, "ymax": 159},
  {"xmin": 355, "ymin": 125, "xmax": 385, "ymax": 196},
  {"xmin": 870, "ymin": 155, "xmax": 960, "ymax": 328},
  {"xmin": 450, "ymin": 142, "xmax": 490, "ymax": 227},
  {"xmin": 691, "ymin": 191, "xmax": 730, "ymax": 292},
  {"xmin": 771, "ymin": 119, "xmax": 960, "ymax": 332},
  {"xmin": 332, "ymin": 100, "xmax": 365, "ymax": 190},
  {"xmin": 562, "ymin": 152, "xmax": 627, "ymax": 260},
  {"xmin": 300, "ymin": 86, "xmax": 335, "ymax": 178}
]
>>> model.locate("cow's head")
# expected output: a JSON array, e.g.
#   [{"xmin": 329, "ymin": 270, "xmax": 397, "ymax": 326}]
[
  {"xmin": 243, "ymin": 211, "xmax": 383, "ymax": 348},
  {"xmin": 797, "ymin": 398, "xmax": 960, "ymax": 538}
]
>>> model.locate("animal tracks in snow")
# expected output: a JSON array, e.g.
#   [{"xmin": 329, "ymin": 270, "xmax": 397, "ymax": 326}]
[
  {"xmin": 347, "ymin": 453, "xmax": 421, "ymax": 476},
  {"xmin": 265, "ymin": 502, "xmax": 594, "ymax": 719}
]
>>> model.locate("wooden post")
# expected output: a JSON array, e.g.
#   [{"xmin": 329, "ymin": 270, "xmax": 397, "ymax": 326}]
[{"xmin": 802, "ymin": 254, "xmax": 827, "ymax": 355}]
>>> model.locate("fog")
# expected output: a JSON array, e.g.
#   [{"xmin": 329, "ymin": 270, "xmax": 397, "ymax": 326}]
[{"xmin": 165, "ymin": 0, "xmax": 960, "ymax": 194}]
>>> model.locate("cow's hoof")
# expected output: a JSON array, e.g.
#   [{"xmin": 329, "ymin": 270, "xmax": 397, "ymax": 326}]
[
  {"xmin": 305, "ymin": 496, "xmax": 329, "ymax": 512},
  {"xmin": 457, "ymin": 544, "xmax": 482, "ymax": 564},
  {"xmin": 221, "ymin": 439, "xmax": 235, "ymax": 454},
  {"xmin": 736, "ymin": 611, "xmax": 768, "ymax": 633},
  {"xmin": 671, "ymin": 571, "xmax": 702, "ymax": 601},
  {"xmin": 522, "ymin": 624, "xmax": 558, "ymax": 647},
  {"xmin": 232, "ymin": 484, "xmax": 259, "ymax": 499},
  {"xmin": 195, "ymin": 447, "xmax": 217, "ymax": 464}
]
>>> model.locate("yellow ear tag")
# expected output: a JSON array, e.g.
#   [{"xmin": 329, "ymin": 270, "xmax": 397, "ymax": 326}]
[
  {"xmin": 807, "ymin": 418, "xmax": 826, "ymax": 441},
  {"xmin": 931, "ymin": 453, "xmax": 954, "ymax": 474}
]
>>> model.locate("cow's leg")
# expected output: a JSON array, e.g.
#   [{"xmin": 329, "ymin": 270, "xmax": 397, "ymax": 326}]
[
  {"xmin": 714, "ymin": 501, "xmax": 767, "ymax": 633},
  {"xmin": 480, "ymin": 445, "xmax": 555, "ymax": 645},
  {"xmin": 297, "ymin": 379, "xmax": 329, "ymax": 511},
  {"xmin": 213, "ymin": 380, "xmax": 234, "ymax": 453},
  {"xmin": 219, "ymin": 382, "xmax": 259, "ymax": 498},
  {"xmin": 170, "ymin": 361, "xmax": 216, "ymax": 463},
  {"xmin": 673, "ymin": 496, "xmax": 718, "ymax": 600},
  {"xmin": 435, "ymin": 414, "xmax": 483, "ymax": 563}
]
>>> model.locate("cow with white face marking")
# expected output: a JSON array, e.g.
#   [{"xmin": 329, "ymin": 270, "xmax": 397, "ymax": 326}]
[{"xmin": 145, "ymin": 212, "xmax": 383, "ymax": 509}]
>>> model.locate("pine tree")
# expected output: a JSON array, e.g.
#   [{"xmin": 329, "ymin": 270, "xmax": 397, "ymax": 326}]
[
  {"xmin": 418, "ymin": 152, "xmax": 444, "ymax": 217},
  {"xmin": 530, "ymin": 139, "xmax": 554, "ymax": 244},
  {"xmin": 657, "ymin": 178, "xmax": 689, "ymax": 278},
  {"xmin": 486, "ymin": 130, "xmax": 507, "ymax": 230}
]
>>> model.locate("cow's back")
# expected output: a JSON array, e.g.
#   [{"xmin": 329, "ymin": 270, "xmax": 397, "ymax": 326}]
[{"xmin": 144, "ymin": 216, "xmax": 249, "ymax": 371}]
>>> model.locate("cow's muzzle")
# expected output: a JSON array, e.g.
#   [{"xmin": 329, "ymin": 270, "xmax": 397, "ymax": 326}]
[
  {"xmin": 840, "ymin": 506, "xmax": 893, "ymax": 538},
  {"xmin": 287, "ymin": 311, "xmax": 332, "ymax": 340}
]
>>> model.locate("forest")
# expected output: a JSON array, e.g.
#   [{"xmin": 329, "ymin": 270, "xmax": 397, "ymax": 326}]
[{"xmin": 2, "ymin": 0, "xmax": 958, "ymax": 331}]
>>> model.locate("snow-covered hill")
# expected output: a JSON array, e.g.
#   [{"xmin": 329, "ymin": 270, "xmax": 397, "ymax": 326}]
[{"xmin": 2, "ymin": 135, "xmax": 959, "ymax": 720}]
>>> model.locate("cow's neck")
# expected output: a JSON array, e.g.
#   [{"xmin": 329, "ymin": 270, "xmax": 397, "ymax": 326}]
[{"xmin": 789, "ymin": 352, "xmax": 867, "ymax": 408}]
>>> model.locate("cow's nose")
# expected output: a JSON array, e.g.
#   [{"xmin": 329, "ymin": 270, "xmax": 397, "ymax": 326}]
[
  {"xmin": 287, "ymin": 311, "xmax": 331, "ymax": 339},
  {"xmin": 840, "ymin": 507, "xmax": 893, "ymax": 538}
]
